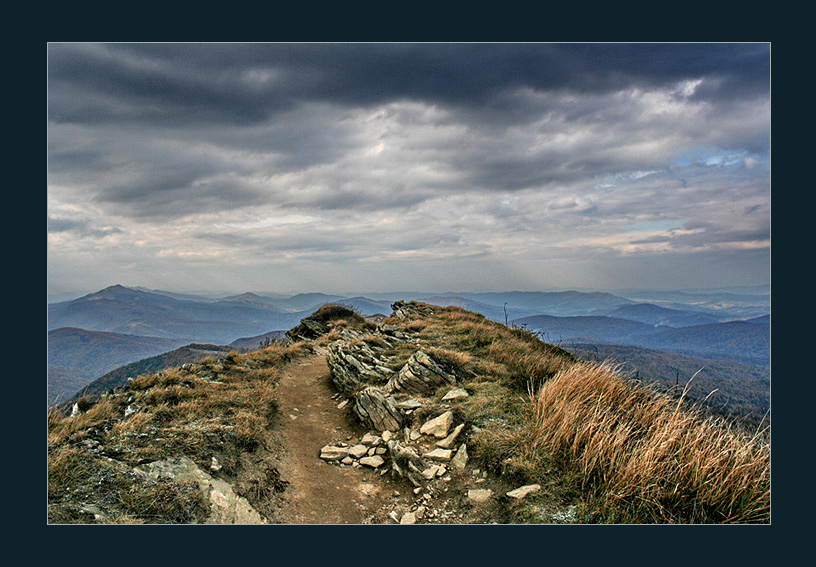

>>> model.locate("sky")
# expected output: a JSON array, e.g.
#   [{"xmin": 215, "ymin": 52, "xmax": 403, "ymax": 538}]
[{"xmin": 47, "ymin": 43, "xmax": 771, "ymax": 297}]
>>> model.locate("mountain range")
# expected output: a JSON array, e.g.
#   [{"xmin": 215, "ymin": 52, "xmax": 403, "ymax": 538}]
[
  {"xmin": 47, "ymin": 284, "xmax": 770, "ymax": 408},
  {"xmin": 513, "ymin": 314, "xmax": 770, "ymax": 366}
]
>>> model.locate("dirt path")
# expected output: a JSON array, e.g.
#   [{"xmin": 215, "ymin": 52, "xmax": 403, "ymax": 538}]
[{"xmin": 270, "ymin": 354, "xmax": 396, "ymax": 524}]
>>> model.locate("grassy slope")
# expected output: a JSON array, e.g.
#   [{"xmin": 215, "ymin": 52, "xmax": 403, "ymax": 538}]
[
  {"xmin": 380, "ymin": 302, "xmax": 770, "ymax": 523},
  {"xmin": 48, "ymin": 301, "xmax": 770, "ymax": 524},
  {"xmin": 48, "ymin": 341, "xmax": 312, "ymax": 524},
  {"xmin": 53, "ymin": 344, "xmax": 236, "ymax": 414}
]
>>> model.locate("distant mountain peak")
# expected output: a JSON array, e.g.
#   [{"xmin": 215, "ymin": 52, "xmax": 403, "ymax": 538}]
[
  {"xmin": 85, "ymin": 284, "xmax": 140, "ymax": 300},
  {"xmin": 222, "ymin": 292, "xmax": 278, "ymax": 307}
]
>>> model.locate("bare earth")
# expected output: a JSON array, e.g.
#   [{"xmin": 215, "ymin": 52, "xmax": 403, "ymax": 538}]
[{"xmin": 270, "ymin": 354, "xmax": 396, "ymax": 524}]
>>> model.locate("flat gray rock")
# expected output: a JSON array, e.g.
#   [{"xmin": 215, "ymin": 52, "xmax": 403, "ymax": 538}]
[
  {"xmin": 441, "ymin": 387, "xmax": 469, "ymax": 401},
  {"xmin": 467, "ymin": 488, "xmax": 493, "ymax": 503},
  {"xmin": 348, "ymin": 444, "xmax": 368, "ymax": 459},
  {"xmin": 423, "ymin": 448, "xmax": 453, "ymax": 461}
]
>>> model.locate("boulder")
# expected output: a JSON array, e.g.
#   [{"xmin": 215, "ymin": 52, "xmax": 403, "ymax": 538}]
[
  {"xmin": 451, "ymin": 443, "xmax": 468, "ymax": 470},
  {"xmin": 320, "ymin": 445, "xmax": 349, "ymax": 461},
  {"xmin": 361, "ymin": 432, "xmax": 382, "ymax": 446},
  {"xmin": 135, "ymin": 457, "xmax": 266, "ymax": 524},
  {"xmin": 467, "ymin": 489, "xmax": 493, "ymax": 503},
  {"xmin": 359, "ymin": 455, "xmax": 385, "ymax": 468},
  {"xmin": 441, "ymin": 387, "xmax": 469, "ymax": 401},
  {"xmin": 348, "ymin": 444, "xmax": 368, "ymax": 459},
  {"xmin": 423, "ymin": 448, "xmax": 453, "ymax": 462},
  {"xmin": 436, "ymin": 423, "xmax": 465, "ymax": 449},
  {"xmin": 421, "ymin": 465, "xmax": 443, "ymax": 480}
]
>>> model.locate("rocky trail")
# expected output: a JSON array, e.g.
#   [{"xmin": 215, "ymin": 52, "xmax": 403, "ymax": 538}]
[
  {"xmin": 264, "ymin": 350, "xmax": 556, "ymax": 524},
  {"xmin": 48, "ymin": 302, "xmax": 583, "ymax": 524},
  {"xmin": 254, "ymin": 303, "xmax": 583, "ymax": 525},
  {"xmin": 270, "ymin": 354, "xmax": 396, "ymax": 524}
]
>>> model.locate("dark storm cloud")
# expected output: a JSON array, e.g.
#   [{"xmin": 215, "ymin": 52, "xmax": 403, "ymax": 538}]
[
  {"xmin": 48, "ymin": 43, "xmax": 770, "ymax": 217},
  {"xmin": 47, "ymin": 43, "xmax": 770, "ymax": 294},
  {"xmin": 49, "ymin": 43, "xmax": 769, "ymax": 127}
]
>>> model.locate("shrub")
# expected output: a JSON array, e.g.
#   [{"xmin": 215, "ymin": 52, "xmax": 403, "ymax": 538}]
[{"xmin": 309, "ymin": 303, "xmax": 365, "ymax": 324}]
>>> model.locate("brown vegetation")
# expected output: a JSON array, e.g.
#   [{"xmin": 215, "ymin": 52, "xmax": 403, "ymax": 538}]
[
  {"xmin": 47, "ymin": 341, "xmax": 311, "ymax": 523},
  {"xmin": 524, "ymin": 361, "xmax": 770, "ymax": 522},
  {"xmin": 48, "ymin": 300, "xmax": 770, "ymax": 524},
  {"xmin": 382, "ymin": 302, "xmax": 770, "ymax": 523}
]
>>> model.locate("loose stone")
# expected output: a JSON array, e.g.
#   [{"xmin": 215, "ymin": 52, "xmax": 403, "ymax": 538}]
[
  {"xmin": 420, "ymin": 411, "xmax": 454, "ymax": 438},
  {"xmin": 507, "ymin": 484, "xmax": 541, "ymax": 499},
  {"xmin": 436, "ymin": 423, "xmax": 465, "ymax": 449},
  {"xmin": 359, "ymin": 455, "xmax": 385, "ymax": 468},
  {"xmin": 467, "ymin": 489, "xmax": 494, "ymax": 503},
  {"xmin": 320, "ymin": 445, "xmax": 349, "ymax": 461},
  {"xmin": 348, "ymin": 444, "xmax": 368, "ymax": 459},
  {"xmin": 441, "ymin": 387, "xmax": 469, "ymax": 401},
  {"xmin": 424, "ymin": 448, "xmax": 453, "ymax": 461},
  {"xmin": 451, "ymin": 443, "xmax": 468, "ymax": 470}
]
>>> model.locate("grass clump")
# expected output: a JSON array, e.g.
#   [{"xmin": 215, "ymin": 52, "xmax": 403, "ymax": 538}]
[
  {"xmin": 526, "ymin": 361, "xmax": 770, "ymax": 523},
  {"xmin": 288, "ymin": 303, "xmax": 374, "ymax": 342}
]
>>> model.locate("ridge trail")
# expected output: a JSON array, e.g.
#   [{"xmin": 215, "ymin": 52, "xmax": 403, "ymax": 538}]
[{"xmin": 270, "ymin": 354, "xmax": 395, "ymax": 524}]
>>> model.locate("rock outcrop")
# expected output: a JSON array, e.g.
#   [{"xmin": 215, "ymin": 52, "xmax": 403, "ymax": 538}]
[
  {"xmin": 384, "ymin": 350, "xmax": 456, "ymax": 395},
  {"xmin": 327, "ymin": 339, "xmax": 395, "ymax": 395},
  {"xmin": 352, "ymin": 386, "xmax": 404, "ymax": 432}
]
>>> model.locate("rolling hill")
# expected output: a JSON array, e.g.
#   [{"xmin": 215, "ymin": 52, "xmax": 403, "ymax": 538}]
[
  {"xmin": 565, "ymin": 342, "xmax": 770, "ymax": 425},
  {"xmin": 601, "ymin": 303, "xmax": 724, "ymax": 327},
  {"xmin": 47, "ymin": 327, "xmax": 193, "ymax": 405},
  {"xmin": 451, "ymin": 290, "xmax": 635, "ymax": 317},
  {"xmin": 637, "ymin": 321, "xmax": 770, "ymax": 365},
  {"xmin": 47, "ymin": 285, "xmax": 770, "ymax": 408},
  {"xmin": 513, "ymin": 314, "xmax": 770, "ymax": 366},
  {"xmin": 56, "ymin": 343, "xmax": 235, "ymax": 412},
  {"xmin": 47, "ymin": 285, "xmax": 311, "ymax": 344},
  {"xmin": 512, "ymin": 314, "xmax": 659, "ymax": 344}
]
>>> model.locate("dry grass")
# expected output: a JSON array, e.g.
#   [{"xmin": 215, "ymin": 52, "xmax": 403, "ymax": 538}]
[
  {"xmin": 47, "ymin": 341, "xmax": 309, "ymax": 523},
  {"xmin": 406, "ymin": 305, "xmax": 575, "ymax": 390},
  {"xmin": 525, "ymin": 361, "xmax": 770, "ymax": 523},
  {"xmin": 387, "ymin": 302, "xmax": 770, "ymax": 523}
]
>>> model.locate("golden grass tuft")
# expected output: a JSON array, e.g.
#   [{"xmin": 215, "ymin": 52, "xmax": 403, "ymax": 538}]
[{"xmin": 526, "ymin": 361, "xmax": 770, "ymax": 523}]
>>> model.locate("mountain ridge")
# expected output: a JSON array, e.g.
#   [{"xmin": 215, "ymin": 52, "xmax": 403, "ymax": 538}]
[{"xmin": 48, "ymin": 300, "xmax": 770, "ymax": 524}]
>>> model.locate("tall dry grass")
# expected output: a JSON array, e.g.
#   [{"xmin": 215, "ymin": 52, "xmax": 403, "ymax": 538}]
[{"xmin": 526, "ymin": 361, "xmax": 770, "ymax": 523}]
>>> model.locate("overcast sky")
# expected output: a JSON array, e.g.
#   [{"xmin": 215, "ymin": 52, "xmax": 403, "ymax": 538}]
[{"xmin": 47, "ymin": 43, "xmax": 770, "ymax": 297}]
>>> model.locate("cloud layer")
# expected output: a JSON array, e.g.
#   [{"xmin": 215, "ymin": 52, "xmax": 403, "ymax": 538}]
[{"xmin": 47, "ymin": 43, "xmax": 770, "ymax": 295}]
